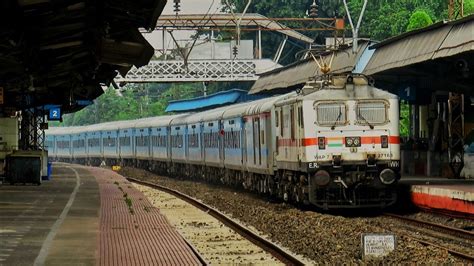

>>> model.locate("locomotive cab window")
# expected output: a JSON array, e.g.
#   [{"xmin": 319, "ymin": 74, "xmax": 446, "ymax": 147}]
[
  {"xmin": 315, "ymin": 102, "xmax": 347, "ymax": 126},
  {"xmin": 356, "ymin": 100, "xmax": 388, "ymax": 125}
]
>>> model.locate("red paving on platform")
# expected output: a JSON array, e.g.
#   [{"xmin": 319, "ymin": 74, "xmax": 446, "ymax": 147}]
[{"xmin": 89, "ymin": 167, "xmax": 202, "ymax": 266}]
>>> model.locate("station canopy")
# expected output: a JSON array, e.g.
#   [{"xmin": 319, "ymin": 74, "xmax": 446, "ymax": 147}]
[
  {"xmin": 0, "ymin": 0, "xmax": 166, "ymax": 113},
  {"xmin": 365, "ymin": 14, "xmax": 474, "ymax": 95},
  {"xmin": 250, "ymin": 15, "xmax": 474, "ymax": 97}
]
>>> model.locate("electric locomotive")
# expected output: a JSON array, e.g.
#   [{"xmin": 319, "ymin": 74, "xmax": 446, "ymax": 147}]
[{"xmin": 273, "ymin": 74, "xmax": 400, "ymax": 208}]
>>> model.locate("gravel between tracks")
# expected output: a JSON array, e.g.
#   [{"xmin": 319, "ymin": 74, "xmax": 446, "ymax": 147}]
[
  {"xmin": 133, "ymin": 183, "xmax": 285, "ymax": 265},
  {"xmin": 402, "ymin": 212, "xmax": 474, "ymax": 231},
  {"xmin": 120, "ymin": 167, "xmax": 466, "ymax": 264}
]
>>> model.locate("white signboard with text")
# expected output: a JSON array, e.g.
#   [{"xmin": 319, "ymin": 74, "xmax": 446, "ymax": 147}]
[{"xmin": 362, "ymin": 233, "xmax": 396, "ymax": 258}]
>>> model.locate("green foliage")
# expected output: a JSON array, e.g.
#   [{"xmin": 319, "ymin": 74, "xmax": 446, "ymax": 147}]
[
  {"xmin": 400, "ymin": 102, "xmax": 410, "ymax": 137},
  {"xmin": 342, "ymin": 0, "xmax": 446, "ymax": 41},
  {"xmin": 58, "ymin": 81, "xmax": 252, "ymax": 126},
  {"xmin": 407, "ymin": 10, "xmax": 433, "ymax": 31},
  {"xmin": 223, "ymin": 0, "xmax": 450, "ymax": 47},
  {"xmin": 465, "ymin": 0, "xmax": 474, "ymax": 15}
]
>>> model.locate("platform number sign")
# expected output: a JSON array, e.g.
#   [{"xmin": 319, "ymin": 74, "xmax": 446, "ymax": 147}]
[
  {"xmin": 49, "ymin": 107, "xmax": 62, "ymax": 121},
  {"xmin": 398, "ymin": 86, "xmax": 416, "ymax": 102}
]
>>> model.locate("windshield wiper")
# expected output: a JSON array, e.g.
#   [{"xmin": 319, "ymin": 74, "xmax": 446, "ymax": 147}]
[
  {"xmin": 358, "ymin": 112, "xmax": 374, "ymax": 129},
  {"xmin": 331, "ymin": 106, "xmax": 343, "ymax": 130}
]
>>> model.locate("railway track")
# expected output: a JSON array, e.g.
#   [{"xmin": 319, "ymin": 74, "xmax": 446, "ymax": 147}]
[
  {"xmin": 127, "ymin": 177, "xmax": 306, "ymax": 266},
  {"xmin": 384, "ymin": 213, "xmax": 474, "ymax": 262}
]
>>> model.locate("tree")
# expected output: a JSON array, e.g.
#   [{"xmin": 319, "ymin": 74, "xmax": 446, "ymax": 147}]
[
  {"xmin": 465, "ymin": 0, "xmax": 474, "ymax": 15},
  {"xmin": 406, "ymin": 10, "xmax": 433, "ymax": 31}
]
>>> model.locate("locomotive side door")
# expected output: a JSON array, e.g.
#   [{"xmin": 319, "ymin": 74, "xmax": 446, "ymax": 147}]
[{"xmin": 296, "ymin": 102, "xmax": 305, "ymax": 164}]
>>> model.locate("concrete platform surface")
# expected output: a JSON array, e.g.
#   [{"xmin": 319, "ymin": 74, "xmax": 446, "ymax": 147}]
[
  {"xmin": 0, "ymin": 164, "xmax": 99, "ymax": 265},
  {"xmin": 0, "ymin": 163, "xmax": 203, "ymax": 265}
]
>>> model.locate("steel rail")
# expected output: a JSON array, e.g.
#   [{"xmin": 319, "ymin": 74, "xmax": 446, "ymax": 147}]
[
  {"xmin": 384, "ymin": 213, "xmax": 474, "ymax": 241},
  {"xmin": 127, "ymin": 177, "xmax": 305, "ymax": 266},
  {"xmin": 401, "ymin": 235, "xmax": 474, "ymax": 262},
  {"xmin": 384, "ymin": 213, "xmax": 474, "ymax": 262}
]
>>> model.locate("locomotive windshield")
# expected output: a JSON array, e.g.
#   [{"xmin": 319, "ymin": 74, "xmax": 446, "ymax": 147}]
[
  {"xmin": 315, "ymin": 100, "xmax": 388, "ymax": 128},
  {"xmin": 315, "ymin": 102, "xmax": 347, "ymax": 126},
  {"xmin": 356, "ymin": 101, "xmax": 388, "ymax": 125}
]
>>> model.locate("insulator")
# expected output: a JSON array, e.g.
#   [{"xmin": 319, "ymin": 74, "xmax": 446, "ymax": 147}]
[
  {"xmin": 173, "ymin": 0, "xmax": 181, "ymax": 13},
  {"xmin": 309, "ymin": 0, "xmax": 318, "ymax": 17},
  {"xmin": 232, "ymin": 46, "xmax": 238, "ymax": 56}
]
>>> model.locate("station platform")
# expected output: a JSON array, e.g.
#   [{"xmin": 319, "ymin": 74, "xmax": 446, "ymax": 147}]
[
  {"xmin": 399, "ymin": 176, "xmax": 474, "ymax": 217},
  {"xmin": 0, "ymin": 163, "xmax": 203, "ymax": 265}
]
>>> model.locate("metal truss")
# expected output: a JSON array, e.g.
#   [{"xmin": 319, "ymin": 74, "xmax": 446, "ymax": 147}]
[
  {"xmin": 19, "ymin": 109, "xmax": 45, "ymax": 151},
  {"xmin": 115, "ymin": 60, "xmax": 260, "ymax": 83},
  {"xmin": 447, "ymin": 92, "xmax": 464, "ymax": 178},
  {"xmin": 449, "ymin": 0, "xmax": 464, "ymax": 19},
  {"xmin": 154, "ymin": 14, "xmax": 339, "ymax": 33}
]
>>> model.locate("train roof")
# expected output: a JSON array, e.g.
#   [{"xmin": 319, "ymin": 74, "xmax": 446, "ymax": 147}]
[
  {"xmin": 246, "ymin": 93, "xmax": 295, "ymax": 116},
  {"xmin": 302, "ymin": 84, "xmax": 398, "ymax": 101},
  {"xmin": 182, "ymin": 103, "xmax": 229, "ymax": 124},
  {"xmin": 144, "ymin": 114, "xmax": 190, "ymax": 128},
  {"xmin": 46, "ymin": 126, "xmax": 82, "ymax": 136}
]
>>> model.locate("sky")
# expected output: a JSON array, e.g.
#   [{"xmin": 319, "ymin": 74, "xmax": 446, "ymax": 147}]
[{"xmin": 143, "ymin": 0, "xmax": 224, "ymax": 50}]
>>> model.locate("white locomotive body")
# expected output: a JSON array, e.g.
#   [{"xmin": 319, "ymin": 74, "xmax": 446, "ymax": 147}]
[
  {"xmin": 46, "ymin": 74, "xmax": 400, "ymax": 209},
  {"xmin": 273, "ymin": 75, "xmax": 400, "ymax": 208}
]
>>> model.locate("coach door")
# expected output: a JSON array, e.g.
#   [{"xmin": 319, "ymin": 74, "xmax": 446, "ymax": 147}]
[
  {"xmin": 242, "ymin": 118, "xmax": 248, "ymax": 165},
  {"xmin": 253, "ymin": 117, "xmax": 261, "ymax": 165},
  {"xmin": 219, "ymin": 121, "xmax": 224, "ymax": 163},
  {"xmin": 200, "ymin": 123, "xmax": 205, "ymax": 162}
]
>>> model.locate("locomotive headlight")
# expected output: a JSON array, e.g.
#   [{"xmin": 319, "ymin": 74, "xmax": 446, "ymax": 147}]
[
  {"xmin": 353, "ymin": 137, "xmax": 361, "ymax": 146},
  {"xmin": 345, "ymin": 137, "xmax": 361, "ymax": 147},
  {"xmin": 345, "ymin": 137, "xmax": 353, "ymax": 146}
]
